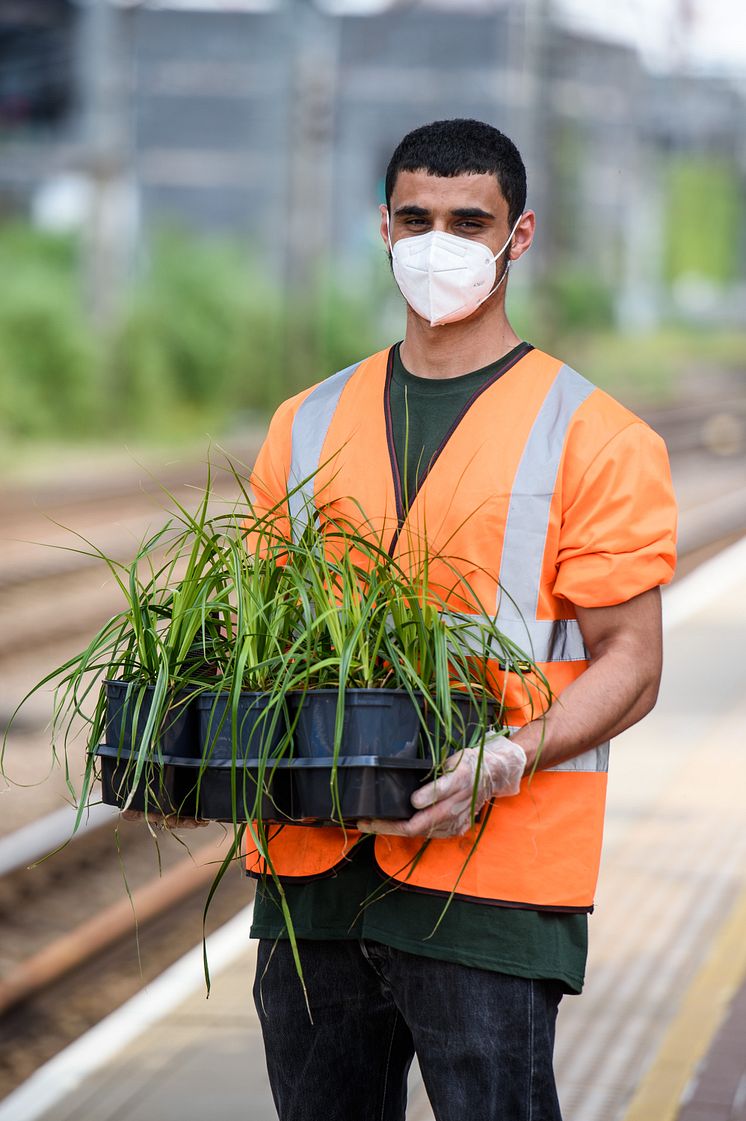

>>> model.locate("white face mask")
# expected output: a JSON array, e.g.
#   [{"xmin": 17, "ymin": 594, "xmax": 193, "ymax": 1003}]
[{"xmin": 387, "ymin": 214, "xmax": 522, "ymax": 327}]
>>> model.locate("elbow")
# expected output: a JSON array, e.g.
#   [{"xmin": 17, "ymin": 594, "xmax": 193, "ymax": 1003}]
[
  {"xmin": 637, "ymin": 669, "xmax": 662, "ymax": 722},
  {"xmin": 639, "ymin": 684, "xmax": 659, "ymax": 721}
]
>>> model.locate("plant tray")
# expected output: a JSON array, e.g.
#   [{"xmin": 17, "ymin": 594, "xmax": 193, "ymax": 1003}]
[
  {"xmin": 421, "ymin": 693, "xmax": 498, "ymax": 756},
  {"xmin": 95, "ymin": 744, "xmax": 200, "ymax": 818},
  {"xmin": 179, "ymin": 758, "xmax": 293, "ymax": 824},
  {"xmin": 287, "ymin": 756, "xmax": 434, "ymax": 824}
]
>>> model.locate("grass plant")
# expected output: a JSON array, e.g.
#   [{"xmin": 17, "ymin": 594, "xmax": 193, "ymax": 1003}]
[{"xmin": 3, "ymin": 457, "xmax": 551, "ymax": 1000}]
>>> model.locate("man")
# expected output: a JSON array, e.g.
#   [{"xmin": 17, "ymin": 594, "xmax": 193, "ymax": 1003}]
[{"xmin": 246, "ymin": 118, "xmax": 677, "ymax": 1120}]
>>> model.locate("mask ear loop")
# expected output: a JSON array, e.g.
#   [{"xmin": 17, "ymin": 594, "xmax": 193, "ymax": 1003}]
[
  {"xmin": 385, "ymin": 210, "xmax": 394, "ymax": 256},
  {"xmin": 475, "ymin": 212, "xmax": 523, "ymax": 309}
]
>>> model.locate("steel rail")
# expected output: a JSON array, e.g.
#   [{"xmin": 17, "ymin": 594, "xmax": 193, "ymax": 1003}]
[
  {"xmin": 0, "ymin": 803, "xmax": 118, "ymax": 878},
  {"xmin": 0, "ymin": 833, "xmax": 234, "ymax": 1018}
]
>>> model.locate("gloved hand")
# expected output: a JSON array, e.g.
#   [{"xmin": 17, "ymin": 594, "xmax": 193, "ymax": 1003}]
[{"xmin": 357, "ymin": 734, "xmax": 527, "ymax": 839}]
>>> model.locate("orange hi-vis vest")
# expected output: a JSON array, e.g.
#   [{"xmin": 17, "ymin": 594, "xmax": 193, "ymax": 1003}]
[{"xmin": 246, "ymin": 345, "xmax": 677, "ymax": 911}]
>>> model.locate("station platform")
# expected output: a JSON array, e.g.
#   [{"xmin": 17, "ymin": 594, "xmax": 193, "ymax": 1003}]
[{"xmin": 2, "ymin": 536, "xmax": 746, "ymax": 1121}]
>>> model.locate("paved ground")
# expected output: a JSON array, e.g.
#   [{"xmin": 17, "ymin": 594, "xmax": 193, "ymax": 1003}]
[
  {"xmin": 677, "ymin": 974, "xmax": 746, "ymax": 1121},
  {"xmin": 553, "ymin": 542, "xmax": 746, "ymax": 1121},
  {"xmin": 3, "ymin": 540, "xmax": 746, "ymax": 1121}
]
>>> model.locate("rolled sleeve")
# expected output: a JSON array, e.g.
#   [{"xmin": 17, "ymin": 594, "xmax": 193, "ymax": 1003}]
[{"xmin": 554, "ymin": 422, "xmax": 678, "ymax": 608}]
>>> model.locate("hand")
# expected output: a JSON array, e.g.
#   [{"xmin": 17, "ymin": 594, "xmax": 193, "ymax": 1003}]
[
  {"xmin": 357, "ymin": 734, "xmax": 526, "ymax": 839},
  {"xmin": 120, "ymin": 809, "xmax": 210, "ymax": 830}
]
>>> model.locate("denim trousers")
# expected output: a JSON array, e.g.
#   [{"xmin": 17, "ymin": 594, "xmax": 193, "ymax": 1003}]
[{"xmin": 253, "ymin": 938, "xmax": 564, "ymax": 1121}]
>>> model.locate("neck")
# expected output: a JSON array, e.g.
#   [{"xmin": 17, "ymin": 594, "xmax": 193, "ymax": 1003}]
[{"xmin": 398, "ymin": 297, "xmax": 522, "ymax": 380}]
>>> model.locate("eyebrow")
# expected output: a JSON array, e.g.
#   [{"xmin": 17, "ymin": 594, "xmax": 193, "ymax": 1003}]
[
  {"xmin": 452, "ymin": 207, "xmax": 495, "ymax": 219},
  {"xmin": 393, "ymin": 205, "xmax": 495, "ymax": 220}
]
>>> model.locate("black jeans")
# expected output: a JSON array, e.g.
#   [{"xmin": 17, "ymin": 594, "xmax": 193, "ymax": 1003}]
[{"xmin": 253, "ymin": 938, "xmax": 564, "ymax": 1121}]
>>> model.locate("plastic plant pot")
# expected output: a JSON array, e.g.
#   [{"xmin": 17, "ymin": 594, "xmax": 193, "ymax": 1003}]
[
  {"xmin": 288, "ymin": 689, "xmax": 421, "ymax": 760},
  {"xmin": 193, "ymin": 693, "xmax": 291, "ymax": 821},
  {"xmin": 421, "ymin": 693, "xmax": 498, "ymax": 759},
  {"xmin": 287, "ymin": 756, "xmax": 434, "ymax": 824},
  {"xmin": 104, "ymin": 680, "xmax": 200, "ymax": 759},
  {"xmin": 196, "ymin": 692, "xmax": 288, "ymax": 762},
  {"xmin": 95, "ymin": 744, "xmax": 200, "ymax": 818},
  {"xmin": 183, "ymin": 757, "xmax": 293, "ymax": 824}
]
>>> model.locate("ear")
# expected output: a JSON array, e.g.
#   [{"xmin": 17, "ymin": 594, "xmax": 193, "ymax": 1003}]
[
  {"xmin": 509, "ymin": 210, "xmax": 536, "ymax": 262},
  {"xmin": 379, "ymin": 204, "xmax": 391, "ymax": 249}
]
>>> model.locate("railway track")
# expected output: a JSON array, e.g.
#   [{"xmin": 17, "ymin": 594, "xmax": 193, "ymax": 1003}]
[
  {"xmin": 0, "ymin": 400, "xmax": 743, "ymax": 666},
  {"xmin": 0, "ymin": 821, "xmax": 249, "ymax": 1095},
  {"xmin": 0, "ymin": 449, "xmax": 260, "ymax": 1095},
  {"xmin": 0, "ymin": 402, "xmax": 743, "ymax": 1099}
]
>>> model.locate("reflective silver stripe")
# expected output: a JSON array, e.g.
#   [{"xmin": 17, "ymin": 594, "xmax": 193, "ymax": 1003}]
[
  {"xmin": 444, "ymin": 612, "xmax": 587, "ymax": 665},
  {"xmin": 505, "ymin": 729, "xmax": 609, "ymax": 774},
  {"xmin": 495, "ymin": 364, "xmax": 595, "ymax": 664},
  {"xmin": 287, "ymin": 361, "xmax": 361, "ymax": 541},
  {"xmin": 548, "ymin": 743, "xmax": 609, "ymax": 773},
  {"xmin": 493, "ymin": 367, "xmax": 609, "ymax": 775}
]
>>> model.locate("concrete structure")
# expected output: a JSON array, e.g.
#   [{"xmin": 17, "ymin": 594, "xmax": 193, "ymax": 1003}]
[{"xmin": 1, "ymin": 0, "xmax": 745, "ymax": 319}]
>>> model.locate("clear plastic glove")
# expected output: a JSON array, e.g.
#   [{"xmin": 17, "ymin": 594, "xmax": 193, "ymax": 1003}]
[
  {"xmin": 121, "ymin": 809, "xmax": 209, "ymax": 830},
  {"xmin": 357, "ymin": 734, "xmax": 527, "ymax": 839}
]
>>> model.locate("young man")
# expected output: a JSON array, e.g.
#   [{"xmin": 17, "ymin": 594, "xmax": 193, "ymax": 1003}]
[{"xmin": 247, "ymin": 119, "xmax": 678, "ymax": 1121}]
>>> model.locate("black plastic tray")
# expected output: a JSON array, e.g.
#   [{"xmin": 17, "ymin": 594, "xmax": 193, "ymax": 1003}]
[
  {"xmin": 180, "ymin": 757, "xmax": 293, "ymax": 824},
  {"xmin": 421, "ymin": 693, "xmax": 498, "ymax": 756},
  {"xmin": 96, "ymin": 743, "xmax": 200, "ymax": 817},
  {"xmin": 287, "ymin": 755, "xmax": 434, "ymax": 824},
  {"xmin": 97, "ymin": 747, "xmax": 445, "ymax": 825}
]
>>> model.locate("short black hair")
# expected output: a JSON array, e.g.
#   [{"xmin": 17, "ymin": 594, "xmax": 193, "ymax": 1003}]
[{"xmin": 385, "ymin": 118, "xmax": 526, "ymax": 226}]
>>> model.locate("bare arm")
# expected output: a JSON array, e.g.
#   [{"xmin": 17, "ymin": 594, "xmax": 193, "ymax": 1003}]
[{"xmin": 514, "ymin": 585, "xmax": 663, "ymax": 772}]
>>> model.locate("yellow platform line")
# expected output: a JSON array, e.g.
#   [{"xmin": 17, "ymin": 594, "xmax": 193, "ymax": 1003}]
[{"xmin": 622, "ymin": 880, "xmax": 746, "ymax": 1121}]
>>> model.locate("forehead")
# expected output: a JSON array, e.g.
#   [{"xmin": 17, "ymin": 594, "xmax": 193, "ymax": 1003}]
[{"xmin": 390, "ymin": 169, "xmax": 508, "ymax": 215}]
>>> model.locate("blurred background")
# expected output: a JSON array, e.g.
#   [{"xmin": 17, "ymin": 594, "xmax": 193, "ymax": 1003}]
[
  {"xmin": 1, "ymin": 4, "xmax": 746, "ymax": 1115},
  {"xmin": 1, "ymin": 0, "xmax": 745, "ymax": 464}
]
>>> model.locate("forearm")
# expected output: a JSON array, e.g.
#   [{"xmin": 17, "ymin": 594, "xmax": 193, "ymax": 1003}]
[
  {"xmin": 512, "ymin": 651, "xmax": 657, "ymax": 772},
  {"xmin": 512, "ymin": 589, "xmax": 663, "ymax": 772}
]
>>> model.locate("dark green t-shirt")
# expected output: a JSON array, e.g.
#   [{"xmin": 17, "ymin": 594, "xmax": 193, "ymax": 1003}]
[
  {"xmin": 250, "ymin": 341, "xmax": 588, "ymax": 994},
  {"xmin": 389, "ymin": 339, "xmax": 530, "ymax": 509}
]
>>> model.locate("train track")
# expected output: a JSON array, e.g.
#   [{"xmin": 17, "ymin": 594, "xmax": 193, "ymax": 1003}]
[
  {"xmin": 0, "ymin": 439, "xmax": 267, "ymax": 1097},
  {"xmin": 0, "ymin": 820, "xmax": 249, "ymax": 1095},
  {"xmin": 0, "ymin": 400, "xmax": 743, "ymax": 662},
  {"xmin": 0, "ymin": 402, "xmax": 744, "ymax": 1098}
]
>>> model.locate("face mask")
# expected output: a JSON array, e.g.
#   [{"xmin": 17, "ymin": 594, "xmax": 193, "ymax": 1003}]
[{"xmin": 387, "ymin": 214, "xmax": 522, "ymax": 327}]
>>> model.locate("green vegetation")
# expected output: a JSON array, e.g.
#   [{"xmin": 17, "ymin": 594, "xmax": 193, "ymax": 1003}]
[
  {"xmin": 0, "ymin": 225, "xmax": 97, "ymax": 439},
  {"xmin": 664, "ymin": 156, "xmax": 741, "ymax": 285},
  {"xmin": 0, "ymin": 224, "xmax": 384, "ymax": 448},
  {"xmin": 1, "ymin": 221, "xmax": 744, "ymax": 455}
]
